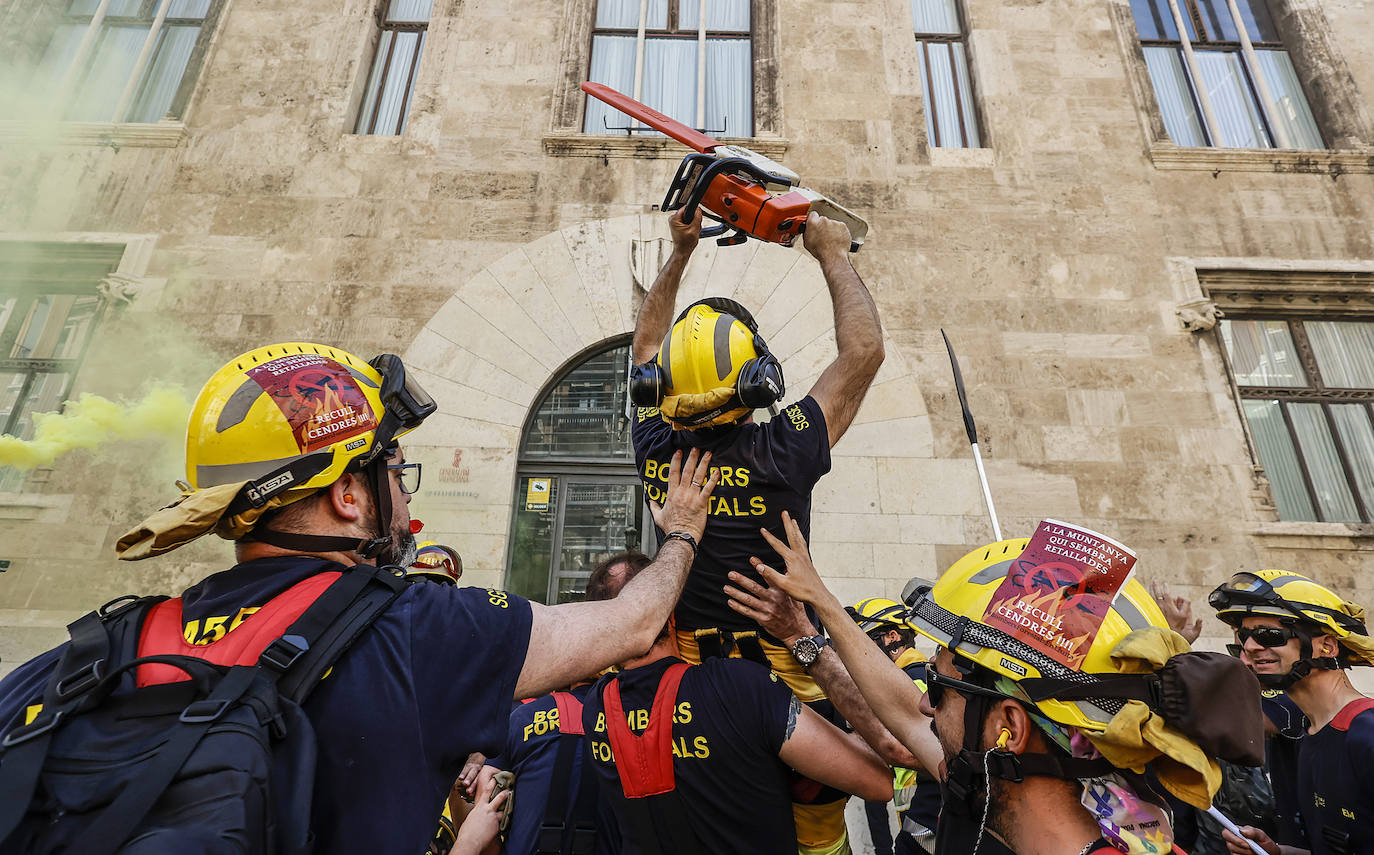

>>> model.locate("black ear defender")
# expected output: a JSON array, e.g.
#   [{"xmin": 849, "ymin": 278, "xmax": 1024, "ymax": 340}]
[
  {"xmin": 687, "ymin": 298, "xmax": 785, "ymax": 411},
  {"xmin": 629, "ymin": 360, "xmax": 665, "ymax": 407},
  {"xmin": 629, "ymin": 297, "xmax": 785, "ymax": 411}
]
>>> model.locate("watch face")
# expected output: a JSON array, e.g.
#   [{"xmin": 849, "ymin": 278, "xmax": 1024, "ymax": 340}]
[{"xmin": 794, "ymin": 637, "xmax": 819, "ymax": 666}]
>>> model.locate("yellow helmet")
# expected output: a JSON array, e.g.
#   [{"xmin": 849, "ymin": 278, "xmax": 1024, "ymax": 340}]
[
  {"xmin": 1209, "ymin": 570, "xmax": 1374, "ymax": 670},
  {"xmin": 187, "ymin": 343, "xmax": 434, "ymax": 505},
  {"xmin": 904, "ymin": 538, "xmax": 1168, "ymax": 733},
  {"xmin": 646, "ymin": 298, "xmax": 784, "ymax": 429},
  {"xmin": 848, "ymin": 597, "xmax": 915, "ymax": 635},
  {"xmin": 410, "ymin": 541, "xmax": 462, "ymax": 584}
]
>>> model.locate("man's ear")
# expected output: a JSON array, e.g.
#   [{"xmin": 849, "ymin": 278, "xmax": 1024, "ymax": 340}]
[
  {"xmin": 325, "ymin": 474, "xmax": 367, "ymax": 524},
  {"xmin": 884, "ymin": 629, "xmax": 901, "ymax": 647},
  {"xmin": 1314, "ymin": 633, "xmax": 1342, "ymax": 659},
  {"xmin": 984, "ymin": 700, "xmax": 1034, "ymax": 754}
]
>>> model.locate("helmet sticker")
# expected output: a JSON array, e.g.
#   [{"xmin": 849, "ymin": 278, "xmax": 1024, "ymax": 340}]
[
  {"xmin": 248, "ymin": 354, "xmax": 376, "ymax": 453},
  {"xmin": 981, "ymin": 519, "xmax": 1138, "ymax": 671}
]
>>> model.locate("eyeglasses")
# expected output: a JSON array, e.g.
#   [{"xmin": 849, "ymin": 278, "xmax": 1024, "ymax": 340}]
[
  {"xmin": 924, "ymin": 667, "xmax": 1016, "ymax": 708},
  {"xmin": 388, "ymin": 462, "xmax": 422, "ymax": 495},
  {"xmin": 1234, "ymin": 625, "xmax": 1301, "ymax": 648}
]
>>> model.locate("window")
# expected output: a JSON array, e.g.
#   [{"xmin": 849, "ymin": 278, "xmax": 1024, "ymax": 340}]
[
  {"xmin": 0, "ymin": 243, "xmax": 119, "ymax": 491},
  {"xmin": 1129, "ymin": 0, "xmax": 1322, "ymax": 149},
  {"xmin": 1219, "ymin": 318, "xmax": 1374, "ymax": 523},
  {"xmin": 506, "ymin": 341, "xmax": 654, "ymax": 604},
  {"xmin": 32, "ymin": 0, "xmax": 221, "ymax": 123},
  {"xmin": 354, "ymin": 0, "xmax": 432, "ymax": 135},
  {"xmin": 584, "ymin": 0, "xmax": 752, "ymax": 137},
  {"xmin": 912, "ymin": 0, "xmax": 981, "ymax": 148}
]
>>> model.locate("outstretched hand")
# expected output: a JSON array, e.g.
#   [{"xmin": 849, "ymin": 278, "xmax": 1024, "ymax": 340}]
[
  {"xmin": 750, "ymin": 511, "xmax": 834, "ymax": 608},
  {"xmin": 724, "ymin": 569, "xmax": 816, "ymax": 646},
  {"xmin": 649, "ymin": 448, "xmax": 718, "ymax": 544},
  {"xmin": 1149, "ymin": 581, "xmax": 1202, "ymax": 644}
]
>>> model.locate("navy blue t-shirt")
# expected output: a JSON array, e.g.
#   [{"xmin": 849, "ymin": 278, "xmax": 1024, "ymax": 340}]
[
  {"xmin": 631, "ymin": 396, "xmax": 831, "ymax": 631},
  {"xmin": 1296, "ymin": 699, "xmax": 1374, "ymax": 855},
  {"xmin": 489, "ymin": 684, "xmax": 619, "ymax": 855},
  {"xmin": 582, "ymin": 656, "xmax": 796, "ymax": 855},
  {"xmin": 0, "ymin": 556, "xmax": 533, "ymax": 855}
]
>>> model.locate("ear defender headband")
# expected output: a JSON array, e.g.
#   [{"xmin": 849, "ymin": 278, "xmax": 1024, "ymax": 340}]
[{"xmin": 628, "ymin": 297, "xmax": 785, "ymax": 419}]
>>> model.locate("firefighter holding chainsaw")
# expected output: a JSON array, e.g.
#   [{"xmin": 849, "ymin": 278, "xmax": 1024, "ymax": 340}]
[
  {"xmin": 628, "ymin": 208, "xmax": 884, "ymax": 854},
  {"xmin": 0, "ymin": 343, "xmax": 719, "ymax": 855}
]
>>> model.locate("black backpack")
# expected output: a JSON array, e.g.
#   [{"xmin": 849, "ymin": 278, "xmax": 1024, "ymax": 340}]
[{"xmin": 0, "ymin": 563, "xmax": 408, "ymax": 855}]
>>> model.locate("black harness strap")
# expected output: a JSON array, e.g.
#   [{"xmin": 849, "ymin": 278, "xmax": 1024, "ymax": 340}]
[{"xmin": 535, "ymin": 727, "xmax": 583, "ymax": 855}]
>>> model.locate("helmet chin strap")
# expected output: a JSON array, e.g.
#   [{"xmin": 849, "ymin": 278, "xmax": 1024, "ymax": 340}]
[
  {"xmin": 249, "ymin": 455, "xmax": 395, "ymax": 562},
  {"xmin": 1257, "ymin": 630, "xmax": 1342, "ymax": 690}
]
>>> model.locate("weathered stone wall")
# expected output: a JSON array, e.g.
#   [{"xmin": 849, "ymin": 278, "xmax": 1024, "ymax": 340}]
[{"xmin": 0, "ymin": 0, "xmax": 1371, "ymax": 675}]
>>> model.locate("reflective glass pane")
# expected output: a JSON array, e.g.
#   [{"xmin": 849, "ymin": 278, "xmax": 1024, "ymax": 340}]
[
  {"xmin": 705, "ymin": 37, "xmax": 751, "ymax": 137},
  {"xmin": 1291, "ymin": 403, "xmax": 1361, "ymax": 523},
  {"xmin": 12, "ymin": 296, "xmax": 100, "ymax": 360},
  {"xmin": 1307, "ymin": 321, "xmax": 1374, "ymax": 388},
  {"xmin": 1194, "ymin": 49, "xmax": 1270, "ymax": 148},
  {"xmin": 1243, "ymin": 399, "xmax": 1315, "ymax": 521},
  {"xmin": 951, "ymin": 42, "xmax": 979, "ymax": 148},
  {"xmin": 167, "ymin": 0, "xmax": 211, "ymax": 18},
  {"xmin": 554, "ymin": 482, "xmax": 645, "ymax": 603},
  {"xmin": 1197, "ymin": 0, "xmax": 1277, "ymax": 42},
  {"xmin": 371, "ymin": 31, "xmax": 420, "ymax": 135},
  {"xmin": 507, "ymin": 475, "xmax": 559, "ymax": 601},
  {"xmin": 10, "ymin": 373, "xmax": 73, "ymax": 443},
  {"xmin": 681, "ymin": 0, "xmax": 750, "ymax": 32},
  {"xmin": 922, "ymin": 41, "xmax": 960, "ymax": 147},
  {"xmin": 1330, "ymin": 405, "xmax": 1374, "ymax": 520},
  {"xmin": 584, "ymin": 34, "xmax": 636, "ymax": 133},
  {"xmin": 128, "ymin": 24, "xmax": 199, "ymax": 122},
  {"xmin": 595, "ymin": 0, "xmax": 638, "ymax": 27},
  {"xmin": 355, "ymin": 30, "xmax": 392, "ymax": 133},
  {"xmin": 911, "ymin": 0, "xmax": 959, "ymax": 35},
  {"xmin": 1143, "ymin": 47, "xmax": 1207, "ymax": 146},
  {"xmin": 1129, "ymin": 0, "xmax": 1191, "ymax": 40},
  {"xmin": 1219, "ymin": 319, "xmax": 1305, "ymax": 386},
  {"xmin": 1254, "ymin": 51, "xmax": 1322, "ymax": 150},
  {"xmin": 0, "ymin": 372, "xmax": 27, "ymax": 434},
  {"xmin": 386, "ymin": 0, "xmax": 432, "ymax": 23},
  {"xmin": 521, "ymin": 345, "xmax": 633, "ymax": 460},
  {"xmin": 66, "ymin": 24, "xmax": 150, "ymax": 121},
  {"xmin": 642, "ymin": 37, "xmax": 697, "ymax": 129}
]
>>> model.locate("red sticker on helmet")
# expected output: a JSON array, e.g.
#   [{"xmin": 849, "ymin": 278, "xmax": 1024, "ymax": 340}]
[{"xmin": 248, "ymin": 354, "xmax": 376, "ymax": 453}]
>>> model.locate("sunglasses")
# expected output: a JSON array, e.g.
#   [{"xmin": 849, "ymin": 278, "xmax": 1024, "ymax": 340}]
[
  {"xmin": 1232, "ymin": 625, "xmax": 1301, "ymax": 649},
  {"xmin": 924, "ymin": 667, "xmax": 1016, "ymax": 708}
]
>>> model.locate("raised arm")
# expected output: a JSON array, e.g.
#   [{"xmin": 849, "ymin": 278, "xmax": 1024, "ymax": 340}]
[
  {"xmin": 515, "ymin": 449, "xmax": 717, "ymax": 699},
  {"xmin": 778, "ymin": 697, "xmax": 894, "ymax": 803},
  {"xmin": 723, "ymin": 570, "xmax": 939, "ymax": 774},
  {"xmin": 631, "ymin": 209, "xmax": 703, "ymax": 364},
  {"xmin": 802, "ymin": 213, "xmax": 885, "ymax": 447},
  {"xmin": 752, "ymin": 513, "xmax": 936, "ymax": 763}
]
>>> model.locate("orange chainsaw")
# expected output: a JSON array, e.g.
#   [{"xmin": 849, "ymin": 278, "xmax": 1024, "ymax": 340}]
[{"xmin": 582, "ymin": 82, "xmax": 869, "ymax": 252}]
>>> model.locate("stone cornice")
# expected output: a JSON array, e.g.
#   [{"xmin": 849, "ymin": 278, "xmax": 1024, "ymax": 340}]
[
  {"xmin": 1149, "ymin": 143, "xmax": 1374, "ymax": 175},
  {"xmin": 543, "ymin": 132, "xmax": 789, "ymax": 159},
  {"xmin": 0, "ymin": 120, "xmax": 188, "ymax": 149}
]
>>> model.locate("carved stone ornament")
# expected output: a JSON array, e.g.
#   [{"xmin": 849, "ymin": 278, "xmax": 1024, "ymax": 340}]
[
  {"xmin": 630, "ymin": 236, "xmax": 670, "ymax": 293},
  {"xmin": 1176, "ymin": 299, "xmax": 1223, "ymax": 332},
  {"xmin": 97, "ymin": 273, "xmax": 141, "ymax": 308}
]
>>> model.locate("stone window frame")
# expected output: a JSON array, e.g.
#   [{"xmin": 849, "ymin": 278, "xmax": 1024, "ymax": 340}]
[
  {"xmin": 0, "ymin": 234, "xmax": 155, "ymax": 503},
  {"xmin": 543, "ymin": 0, "xmax": 787, "ymax": 159},
  {"xmin": 1183, "ymin": 266, "xmax": 1374, "ymax": 539},
  {"xmin": 352, "ymin": 0, "xmax": 432, "ymax": 136},
  {"xmin": 913, "ymin": 0, "xmax": 986, "ymax": 149},
  {"xmin": 1108, "ymin": 0, "xmax": 1374, "ymax": 175}
]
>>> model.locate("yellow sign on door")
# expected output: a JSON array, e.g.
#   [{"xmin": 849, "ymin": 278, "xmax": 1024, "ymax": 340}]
[{"xmin": 526, "ymin": 478, "xmax": 551, "ymax": 511}]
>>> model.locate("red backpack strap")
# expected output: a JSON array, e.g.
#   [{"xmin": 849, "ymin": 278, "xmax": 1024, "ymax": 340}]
[
  {"xmin": 554, "ymin": 691, "xmax": 586, "ymax": 736},
  {"xmin": 135, "ymin": 572, "xmax": 342, "ymax": 687},
  {"xmin": 602, "ymin": 662, "xmax": 690, "ymax": 798},
  {"xmin": 1331, "ymin": 697, "xmax": 1374, "ymax": 731}
]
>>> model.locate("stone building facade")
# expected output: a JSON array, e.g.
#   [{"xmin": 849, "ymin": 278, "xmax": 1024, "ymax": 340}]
[{"xmin": 0, "ymin": 0, "xmax": 1371, "ymax": 674}]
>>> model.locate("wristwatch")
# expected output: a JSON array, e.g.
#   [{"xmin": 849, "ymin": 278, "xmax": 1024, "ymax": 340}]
[{"xmin": 790, "ymin": 634, "xmax": 832, "ymax": 668}]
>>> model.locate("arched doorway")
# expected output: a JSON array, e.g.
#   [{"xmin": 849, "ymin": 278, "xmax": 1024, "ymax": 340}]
[{"xmin": 504, "ymin": 337, "xmax": 655, "ymax": 603}]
